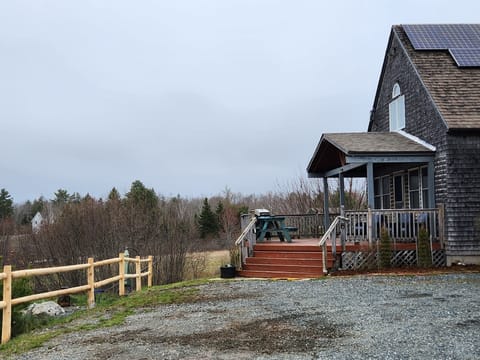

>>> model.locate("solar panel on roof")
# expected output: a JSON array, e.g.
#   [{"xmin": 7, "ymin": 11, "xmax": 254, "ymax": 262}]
[
  {"xmin": 449, "ymin": 48, "xmax": 480, "ymax": 67},
  {"xmin": 403, "ymin": 24, "xmax": 480, "ymax": 67}
]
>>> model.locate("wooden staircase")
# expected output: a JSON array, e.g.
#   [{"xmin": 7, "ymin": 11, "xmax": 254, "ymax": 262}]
[{"xmin": 237, "ymin": 242, "xmax": 334, "ymax": 279}]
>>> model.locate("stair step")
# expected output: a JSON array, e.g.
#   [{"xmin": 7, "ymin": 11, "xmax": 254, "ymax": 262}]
[
  {"xmin": 254, "ymin": 244, "xmax": 321, "ymax": 252},
  {"xmin": 246, "ymin": 257, "xmax": 328, "ymax": 266},
  {"xmin": 237, "ymin": 270, "xmax": 326, "ymax": 279},
  {"xmin": 242, "ymin": 263, "xmax": 324, "ymax": 274},
  {"xmin": 239, "ymin": 240, "xmax": 335, "ymax": 279},
  {"xmin": 253, "ymin": 251, "xmax": 323, "ymax": 259}
]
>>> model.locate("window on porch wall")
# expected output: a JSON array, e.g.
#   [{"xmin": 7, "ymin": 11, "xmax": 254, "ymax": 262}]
[
  {"xmin": 421, "ymin": 167, "xmax": 429, "ymax": 208},
  {"xmin": 408, "ymin": 166, "xmax": 429, "ymax": 208},
  {"xmin": 394, "ymin": 174, "xmax": 404, "ymax": 209},
  {"xmin": 374, "ymin": 175, "xmax": 391, "ymax": 209}
]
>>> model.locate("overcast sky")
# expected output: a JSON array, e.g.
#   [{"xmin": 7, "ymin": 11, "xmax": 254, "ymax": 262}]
[{"xmin": 2, "ymin": 1, "xmax": 480, "ymax": 202}]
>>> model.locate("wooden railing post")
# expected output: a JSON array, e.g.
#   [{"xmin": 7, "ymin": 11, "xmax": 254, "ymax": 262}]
[
  {"xmin": 119, "ymin": 253, "xmax": 125, "ymax": 296},
  {"xmin": 367, "ymin": 208, "xmax": 373, "ymax": 245},
  {"xmin": 148, "ymin": 256, "xmax": 153, "ymax": 287},
  {"xmin": 87, "ymin": 258, "xmax": 95, "ymax": 308},
  {"xmin": 1, "ymin": 265, "xmax": 12, "ymax": 345},
  {"xmin": 135, "ymin": 256, "xmax": 141, "ymax": 291}
]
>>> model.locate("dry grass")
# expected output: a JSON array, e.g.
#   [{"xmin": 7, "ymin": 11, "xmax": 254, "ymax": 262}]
[{"xmin": 184, "ymin": 250, "xmax": 230, "ymax": 280}]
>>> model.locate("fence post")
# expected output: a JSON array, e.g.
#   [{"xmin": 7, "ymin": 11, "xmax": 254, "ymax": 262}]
[
  {"xmin": 87, "ymin": 258, "xmax": 95, "ymax": 308},
  {"xmin": 119, "ymin": 253, "xmax": 125, "ymax": 296},
  {"xmin": 148, "ymin": 256, "xmax": 153, "ymax": 287},
  {"xmin": 1, "ymin": 265, "xmax": 12, "ymax": 345},
  {"xmin": 135, "ymin": 256, "xmax": 141, "ymax": 292}
]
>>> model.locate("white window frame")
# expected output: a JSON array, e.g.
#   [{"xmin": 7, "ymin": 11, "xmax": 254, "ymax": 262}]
[
  {"xmin": 408, "ymin": 166, "xmax": 429, "ymax": 209},
  {"xmin": 389, "ymin": 83, "xmax": 405, "ymax": 131},
  {"xmin": 374, "ymin": 175, "xmax": 391, "ymax": 209}
]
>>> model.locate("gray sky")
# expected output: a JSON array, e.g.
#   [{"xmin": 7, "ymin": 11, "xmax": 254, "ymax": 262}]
[{"xmin": 2, "ymin": 1, "xmax": 480, "ymax": 202}]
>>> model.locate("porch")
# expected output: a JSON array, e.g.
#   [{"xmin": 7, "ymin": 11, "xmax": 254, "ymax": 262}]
[{"xmin": 235, "ymin": 209, "xmax": 446, "ymax": 278}]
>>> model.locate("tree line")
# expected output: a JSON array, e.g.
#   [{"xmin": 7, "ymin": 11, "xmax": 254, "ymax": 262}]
[{"xmin": 0, "ymin": 177, "xmax": 365, "ymax": 289}]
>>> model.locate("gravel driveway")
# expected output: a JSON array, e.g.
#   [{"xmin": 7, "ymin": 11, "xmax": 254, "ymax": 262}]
[{"xmin": 11, "ymin": 273, "xmax": 480, "ymax": 360}]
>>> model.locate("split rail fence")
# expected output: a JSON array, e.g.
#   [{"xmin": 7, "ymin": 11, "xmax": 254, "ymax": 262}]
[{"xmin": 0, "ymin": 253, "xmax": 153, "ymax": 345}]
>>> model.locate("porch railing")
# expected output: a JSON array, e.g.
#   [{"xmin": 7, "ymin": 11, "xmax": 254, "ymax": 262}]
[
  {"xmin": 344, "ymin": 208, "xmax": 444, "ymax": 246},
  {"xmin": 276, "ymin": 213, "xmax": 325, "ymax": 238},
  {"xmin": 236, "ymin": 215, "xmax": 257, "ymax": 269},
  {"xmin": 318, "ymin": 216, "xmax": 349, "ymax": 274}
]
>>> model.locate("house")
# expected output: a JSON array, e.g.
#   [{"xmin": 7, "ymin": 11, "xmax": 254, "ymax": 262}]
[
  {"xmin": 31, "ymin": 206, "xmax": 55, "ymax": 233},
  {"xmin": 307, "ymin": 24, "xmax": 480, "ymax": 266},
  {"xmin": 31, "ymin": 212, "xmax": 43, "ymax": 233}
]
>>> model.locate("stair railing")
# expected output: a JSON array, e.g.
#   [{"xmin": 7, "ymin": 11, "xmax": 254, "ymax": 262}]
[
  {"xmin": 318, "ymin": 216, "xmax": 349, "ymax": 274},
  {"xmin": 234, "ymin": 215, "xmax": 257, "ymax": 269}
]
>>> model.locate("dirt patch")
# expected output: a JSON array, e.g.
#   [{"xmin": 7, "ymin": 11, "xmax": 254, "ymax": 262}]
[
  {"xmin": 82, "ymin": 313, "xmax": 344, "ymax": 355},
  {"xmin": 161, "ymin": 313, "xmax": 345, "ymax": 355}
]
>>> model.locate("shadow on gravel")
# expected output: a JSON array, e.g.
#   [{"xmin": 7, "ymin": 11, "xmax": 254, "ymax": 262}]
[{"xmin": 162, "ymin": 313, "xmax": 345, "ymax": 354}]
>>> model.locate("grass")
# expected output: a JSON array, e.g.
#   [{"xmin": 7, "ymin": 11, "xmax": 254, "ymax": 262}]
[
  {"xmin": 184, "ymin": 250, "xmax": 230, "ymax": 280},
  {"xmin": 0, "ymin": 279, "xmax": 211, "ymax": 357}
]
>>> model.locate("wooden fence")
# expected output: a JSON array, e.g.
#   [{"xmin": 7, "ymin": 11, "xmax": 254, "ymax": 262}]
[{"xmin": 0, "ymin": 253, "xmax": 153, "ymax": 345}]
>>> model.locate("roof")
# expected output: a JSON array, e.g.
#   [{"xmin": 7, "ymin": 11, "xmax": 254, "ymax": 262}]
[
  {"xmin": 394, "ymin": 24, "xmax": 480, "ymax": 130},
  {"xmin": 307, "ymin": 132, "xmax": 434, "ymax": 176},
  {"xmin": 323, "ymin": 132, "xmax": 433, "ymax": 154}
]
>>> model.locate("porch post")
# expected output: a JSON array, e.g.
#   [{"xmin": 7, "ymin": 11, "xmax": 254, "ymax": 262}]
[
  {"xmin": 366, "ymin": 162, "xmax": 375, "ymax": 209},
  {"xmin": 428, "ymin": 159, "xmax": 435, "ymax": 208},
  {"xmin": 339, "ymin": 173, "xmax": 346, "ymax": 254},
  {"xmin": 323, "ymin": 177, "xmax": 330, "ymax": 232},
  {"xmin": 339, "ymin": 173, "xmax": 345, "ymax": 215}
]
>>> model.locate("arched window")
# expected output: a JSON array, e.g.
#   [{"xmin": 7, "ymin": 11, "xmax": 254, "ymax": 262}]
[
  {"xmin": 389, "ymin": 82, "xmax": 405, "ymax": 130},
  {"xmin": 392, "ymin": 83, "xmax": 401, "ymax": 98}
]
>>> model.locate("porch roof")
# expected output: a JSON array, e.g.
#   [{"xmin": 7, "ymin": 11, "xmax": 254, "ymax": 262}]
[{"xmin": 307, "ymin": 131, "xmax": 435, "ymax": 177}]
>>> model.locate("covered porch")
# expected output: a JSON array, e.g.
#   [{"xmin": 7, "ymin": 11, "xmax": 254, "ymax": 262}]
[
  {"xmin": 308, "ymin": 132, "xmax": 439, "ymax": 230},
  {"xmin": 306, "ymin": 131, "xmax": 445, "ymax": 269}
]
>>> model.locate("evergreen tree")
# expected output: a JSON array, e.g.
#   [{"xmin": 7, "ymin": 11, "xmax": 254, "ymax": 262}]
[
  {"xmin": 108, "ymin": 187, "xmax": 121, "ymax": 202},
  {"xmin": 31, "ymin": 196, "xmax": 45, "ymax": 215},
  {"xmin": 53, "ymin": 189, "xmax": 72, "ymax": 205},
  {"xmin": 0, "ymin": 188, "xmax": 14, "ymax": 219},
  {"xmin": 125, "ymin": 180, "xmax": 158, "ymax": 210},
  {"xmin": 197, "ymin": 198, "xmax": 219, "ymax": 238}
]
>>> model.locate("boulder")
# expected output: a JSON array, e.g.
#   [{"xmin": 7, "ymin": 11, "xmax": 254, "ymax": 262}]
[{"xmin": 25, "ymin": 301, "xmax": 66, "ymax": 317}]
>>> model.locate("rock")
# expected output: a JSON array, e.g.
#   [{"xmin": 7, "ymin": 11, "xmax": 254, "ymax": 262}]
[{"xmin": 25, "ymin": 301, "xmax": 66, "ymax": 317}]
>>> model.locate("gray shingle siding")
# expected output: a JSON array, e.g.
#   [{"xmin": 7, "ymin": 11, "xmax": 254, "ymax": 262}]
[
  {"xmin": 445, "ymin": 134, "xmax": 480, "ymax": 256},
  {"xmin": 370, "ymin": 33, "xmax": 448, "ymax": 205}
]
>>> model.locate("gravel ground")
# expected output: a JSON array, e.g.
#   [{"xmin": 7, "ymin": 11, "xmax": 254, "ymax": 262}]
[{"xmin": 10, "ymin": 273, "xmax": 480, "ymax": 360}]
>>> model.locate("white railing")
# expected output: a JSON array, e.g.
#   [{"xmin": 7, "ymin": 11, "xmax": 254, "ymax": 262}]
[
  {"xmin": 235, "ymin": 215, "xmax": 257, "ymax": 268},
  {"xmin": 318, "ymin": 216, "xmax": 349, "ymax": 274},
  {"xmin": 344, "ymin": 208, "xmax": 443, "ymax": 245}
]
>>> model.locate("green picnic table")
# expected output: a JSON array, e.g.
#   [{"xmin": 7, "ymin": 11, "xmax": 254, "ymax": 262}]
[{"xmin": 256, "ymin": 215, "xmax": 292, "ymax": 243}]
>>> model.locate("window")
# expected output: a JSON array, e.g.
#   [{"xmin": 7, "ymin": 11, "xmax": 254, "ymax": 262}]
[
  {"xmin": 421, "ymin": 167, "xmax": 429, "ymax": 208},
  {"xmin": 409, "ymin": 169, "xmax": 420, "ymax": 208},
  {"xmin": 374, "ymin": 175, "xmax": 391, "ymax": 209},
  {"xmin": 389, "ymin": 83, "xmax": 405, "ymax": 131},
  {"xmin": 394, "ymin": 175, "xmax": 404, "ymax": 209},
  {"xmin": 409, "ymin": 166, "xmax": 430, "ymax": 208}
]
